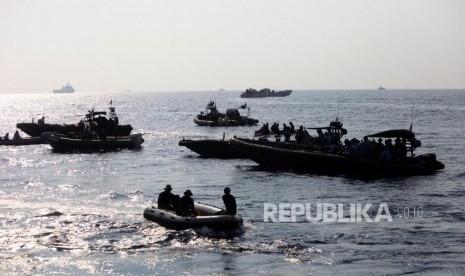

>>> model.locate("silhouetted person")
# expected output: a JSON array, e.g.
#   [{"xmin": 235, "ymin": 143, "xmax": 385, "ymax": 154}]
[
  {"xmin": 108, "ymin": 107, "xmax": 118, "ymax": 138},
  {"xmin": 379, "ymin": 147, "xmax": 392, "ymax": 162},
  {"xmin": 393, "ymin": 137, "xmax": 407, "ymax": 162},
  {"xmin": 289, "ymin": 122, "xmax": 295, "ymax": 132},
  {"xmin": 255, "ymin": 123, "xmax": 270, "ymax": 136},
  {"xmin": 271, "ymin": 123, "xmax": 280, "ymax": 134},
  {"xmin": 322, "ymin": 131, "xmax": 332, "ymax": 144},
  {"xmin": 158, "ymin": 185, "xmax": 178, "ymax": 212},
  {"xmin": 180, "ymin": 189, "xmax": 195, "ymax": 216},
  {"xmin": 283, "ymin": 126, "xmax": 291, "ymax": 142},
  {"xmin": 356, "ymin": 136, "xmax": 370, "ymax": 157},
  {"xmin": 82, "ymin": 122, "xmax": 92, "ymax": 139},
  {"xmin": 222, "ymin": 187, "xmax": 236, "ymax": 215},
  {"xmin": 13, "ymin": 130, "xmax": 21, "ymax": 141},
  {"xmin": 3, "ymin": 133, "xmax": 9, "ymax": 141},
  {"xmin": 94, "ymin": 116, "xmax": 109, "ymax": 140},
  {"xmin": 295, "ymin": 126, "xmax": 304, "ymax": 143}
]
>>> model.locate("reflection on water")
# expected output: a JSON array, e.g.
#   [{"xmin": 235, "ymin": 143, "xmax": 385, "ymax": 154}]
[{"xmin": 1, "ymin": 90, "xmax": 465, "ymax": 275}]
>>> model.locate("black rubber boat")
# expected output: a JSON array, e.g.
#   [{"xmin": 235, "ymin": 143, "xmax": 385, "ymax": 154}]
[
  {"xmin": 143, "ymin": 203, "xmax": 243, "ymax": 231},
  {"xmin": 42, "ymin": 132, "xmax": 144, "ymax": 152},
  {"xmin": 179, "ymin": 138, "xmax": 245, "ymax": 159},
  {"xmin": 17, "ymin": 106, "xmax": 132, "ymax": 137},
  {"xmin": 0, "ymin": 137, "xmax": 45, "ymax": 146},
  {"xmin": 229, "ymin": 129, "xmax": 445, "ymax": 176},
  {"xmin": 193, "ymin": 101, "xmax": 259, "ymax": 127},
  {"xmin": 16, "ymin": 122, "xmax": 133, "ymax": 137}
]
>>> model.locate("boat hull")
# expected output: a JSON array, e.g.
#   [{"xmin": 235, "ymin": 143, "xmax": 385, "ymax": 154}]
[
  {"xmin": 0, "ymin": 137, "xmax": 46, "ymax": 146},
  {"xmin": 179, "ymin": 139, "xmax": 244, "ymax": 159},
  {"xmin": 193, "ymin": 115, "xmax": 259, "ymax": 127},
  {"xmin": 43, "ymin": 133, "xmax": 144, "ymax": 152},
  {"xmin": 193, "ymin": 116, "xmax": 217, "ymax": 126},
  {"xmin": 230, "ymin": 138, "xmax": 445, "ymax": 176},
  {"xmin": 143, "ymin": 203, "xmax": 243, "ymax": 231},
  {"xmin": 240, "ymin": 90, "xmax": 292, "ymax": 98},
  {"xmin": 16, "ymin": 123, "xmax": 133, "ymax": 137}
]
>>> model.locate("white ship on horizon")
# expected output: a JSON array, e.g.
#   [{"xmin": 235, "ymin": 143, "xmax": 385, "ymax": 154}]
[{"xmin": 53, "ymin": 83, "xmax": 75, "ymax": 93}]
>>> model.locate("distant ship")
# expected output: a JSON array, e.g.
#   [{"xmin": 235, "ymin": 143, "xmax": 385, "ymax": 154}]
[
  {"xmin": 53, "ymin": 83, "xmax": 75, "ymax": 93},
  {"xmin": 240, "ymin": 88, "xmax": 292, "ymax": 98},
  {"xmin": 378, "ymin": 86, "xmax": 386, "ymax": 91}
]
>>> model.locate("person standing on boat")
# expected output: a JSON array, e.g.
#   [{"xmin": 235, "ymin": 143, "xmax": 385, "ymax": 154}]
[
  {"xmin": 222, "ymin": 187, "xmax": 236, "ymax": 215},
  {"xmin": 13, "ymin": 130, "xmax": 21, "ymax": 141},
  {"xmin": 94, "ymin": 116, "xmax": 109, "ymax": 140},
  {"xmin": 109, "ymin": 107, "xmax": 119, "ymax": 138},
  {"xmin": 180, "ymin": 189, "xmax": 195, "ymax": 216},
  {"xmin": 283, "ymin": 125, "xmax": 292, "ymax": 142},
  {"xmin": 158, "ymin": 185, "xmax": 178, "ymax": 212},
  {"xmin": 295, "ymin": 126, "xmax": 304, "ymax": 143},
  {"xmin": 289, "ymin": 122, "xmax": 295, "ymax": 133}
]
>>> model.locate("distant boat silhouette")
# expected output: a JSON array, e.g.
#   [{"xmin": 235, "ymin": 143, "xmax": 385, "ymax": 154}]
[
  {"xmin": 53, "ymin": 83, "xmax": 75, "ymax": 93},
  {"xmin": 378, "ymin": 86, "xmax": 386, "ymax": 91},
  {"xmin": 241, "ymin": 88, "xmax": 292, "ymax": 98}
]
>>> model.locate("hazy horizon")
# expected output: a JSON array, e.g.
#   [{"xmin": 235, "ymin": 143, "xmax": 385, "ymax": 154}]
[{"xmin": 1, "ymin": 0, "xmax": 464, "ymax": 94}]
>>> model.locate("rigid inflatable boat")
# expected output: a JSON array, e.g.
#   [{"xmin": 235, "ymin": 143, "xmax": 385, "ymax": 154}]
[{"xmin": 143, "ymin": 203, "xmax": 243, "ymax": 231}]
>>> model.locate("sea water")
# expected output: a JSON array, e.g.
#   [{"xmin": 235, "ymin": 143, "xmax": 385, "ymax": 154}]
[{"xmin": 1, "ymin": 89, "xmax": 464, "ymax": 275}]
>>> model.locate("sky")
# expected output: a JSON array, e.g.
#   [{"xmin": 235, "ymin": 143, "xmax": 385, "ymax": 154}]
[{"xmin": 1, "ymin": 0, "xmax": 464, "ymax": 93}]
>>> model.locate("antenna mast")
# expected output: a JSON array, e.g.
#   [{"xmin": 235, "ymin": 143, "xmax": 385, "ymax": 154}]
[{"xmin": 410, "ymin": 105, "xmax": 414, "ymax": 131}]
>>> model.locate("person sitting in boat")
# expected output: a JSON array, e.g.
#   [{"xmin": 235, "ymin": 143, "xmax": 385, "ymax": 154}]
[
  {"xmin": 378, "ymin": 139, "xmax": 394, "ymax": 162},
  {"xmin": 3, "ymin": 132, "xmax": 9, "ymax": 141},
  {"xmin": 270, "ymin": 123, "xmax": 280, "ymax": 134},
  {"xmin": 37, "ymin": 116, "xmax": 45, "ymax": 125},
  {"xmin": 356, "ymin": 137, "xmax": 371, "ymax": 158},
  {"xmin": 179, "ymin": 189, "xmax": 195, "ymax": 217},
  {"xmin": 392, "ymin": 137, "xmax": 407, "ymax": 162},
  {"xmin": 315, "ymin": 129, "xmax": 324, "ymax": 143},
  {"xmin": 283, "ymin": 125, "xmax": 292, "ymax": 142},
  {"xmin": 322, "ymin": 131, "xmax": 332, "ymax": 145},
  {"xmin": 77, "ymin": 120, "xmax": 85, "ymax": 129},
  {"xmin": 221, "ymin": 187, "xmax": 237, "ymax": 215},
  {"xmin": 295, "ymin": 126, "xmax": 304, "ymax": 143},
  {"xmin": 255, "ymin": 123, "xmax": 270, "ymax": 136},
  {"xmin": 289, "ymin": 122, "xmax": 295, "ymax": 133},
  {"xmin": 13, "ymin": 130, "xmax": 21, "ymax": 141},
  {"xmin": 343, "ymin": 139, "xmax": 351, "ymax": 153},
  {"xmin": 346, "ymin": 138, "xmax": 360, "ymax": 157},
  {"xmin": 158, "ymin": 185, "xmax": 179, "ymax": 212},
  {"xmin": 385, "ymin": 139, "xmax": 394, "ymax": 155},
  {"xmin": 379, "ymin": 147, "xmax": 392, "ymax": 162}
]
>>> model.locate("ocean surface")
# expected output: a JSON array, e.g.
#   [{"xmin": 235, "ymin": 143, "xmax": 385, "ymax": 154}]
[{"xmin": 1, "ymin": 89, "xmax": 464, "ymax": 275}]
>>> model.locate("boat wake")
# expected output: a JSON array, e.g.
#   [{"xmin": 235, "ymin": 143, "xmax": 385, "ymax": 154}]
[{"xmin": 0, "ymin": 204, "xmax": 323, "ymax": 268}]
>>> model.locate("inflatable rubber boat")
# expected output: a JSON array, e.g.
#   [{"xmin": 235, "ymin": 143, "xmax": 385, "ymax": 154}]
[{"xmin": 143, "ymin": 203, "xmax": 243, "ymax": 231}]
